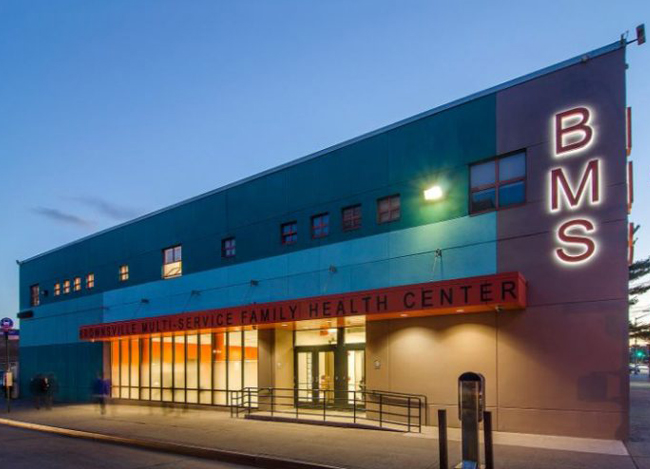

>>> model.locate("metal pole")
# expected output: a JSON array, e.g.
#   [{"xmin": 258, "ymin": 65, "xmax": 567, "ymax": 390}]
[
  {"xmin": 5, "ymin": 331, "xmax": 10, "ymax": 413},
  {"xmin": 353, "ymin": 390, "xmax": 357, "ymax": 424},
  {"xmin": 484, "ymin": 411, "xmax": 494, "ymax": 469},
  {"xmin": 438, "ymin": 409, "xmax": 448, "ymax": 469}
]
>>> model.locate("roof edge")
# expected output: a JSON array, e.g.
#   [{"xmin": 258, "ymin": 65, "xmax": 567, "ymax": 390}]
[{"xmin": 21, "ymin": 40, "xmax": 624, "ymax": 264}]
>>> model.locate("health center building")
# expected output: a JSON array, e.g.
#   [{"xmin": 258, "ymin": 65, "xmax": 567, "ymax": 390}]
[{"xmin": 18, "ymin": 41, "xmax": 634, "ymax": 440}]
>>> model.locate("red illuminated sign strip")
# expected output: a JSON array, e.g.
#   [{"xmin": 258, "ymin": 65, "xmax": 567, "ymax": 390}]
[{"xmin": 80, "ymin": 272, "xmax": 526, "ymax": 340}]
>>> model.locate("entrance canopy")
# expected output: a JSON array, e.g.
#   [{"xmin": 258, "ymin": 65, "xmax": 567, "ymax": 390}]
[{"xmin": 79, "ymin": 272, "xmax": 526, "ymax": 341}]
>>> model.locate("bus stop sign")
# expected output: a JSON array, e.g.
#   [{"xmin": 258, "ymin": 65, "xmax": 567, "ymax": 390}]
[{"xmin": 0, "ymin": 317, "xmax": 13, "ymax": 332}]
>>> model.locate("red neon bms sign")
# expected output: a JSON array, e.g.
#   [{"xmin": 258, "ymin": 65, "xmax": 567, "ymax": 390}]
[{"xmin": 550, "ymin": 107, "xmax": 602, "ymax": 265}]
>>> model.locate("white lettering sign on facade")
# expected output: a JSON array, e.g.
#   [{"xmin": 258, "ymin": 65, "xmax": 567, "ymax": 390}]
[{"xmin": 549, "ymin": 107, "xmax": 602, "ymax": 265}]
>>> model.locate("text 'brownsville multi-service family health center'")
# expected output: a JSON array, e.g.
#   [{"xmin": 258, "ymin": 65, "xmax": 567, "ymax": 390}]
[{"xmin": 18, "ymin": 40, "xmax": 636, "ymax": 439}]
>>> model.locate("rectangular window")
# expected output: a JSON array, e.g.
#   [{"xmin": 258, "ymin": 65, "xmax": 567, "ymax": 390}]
[
  {"xmin": 377, "ymin": 194, "xmax": 400, "ymax": 224},
  {"xmin": 342, "ymin": 204, "xmax": 362, "ymax": 231},
  {"xmin": 54, "ymin": 283, "xmax": 61, "ymax": 296},
  {"xmin": 221, "ymin": 237, "xmax": 236, "ymax": 258},
  {"xmin": 163, "ymin": 245, "xmax": 182, "ymax": 279},
  {"xmin": 470, "ymin": 151, "xmax": 526, "ymax": 214},
  {"xmin": 30, "ymin": 284, "xmax": 40, "ymax": 306},
  {"xmin": 311, "ymin": 213, "xmax": 329, "ymax": 239},
  {"xmin": 73, "ymin": 277, "xmax": 82, "ymax": 292},
  {"xmin": 86, "ymin": 273, "xmax": 95, "ymax": 289},
  {"xmin": 63, "ymin": 280, "xmax": 71, "ymax": 294},
  {"xmin": 119, "ymin": 265, "xmax": 129, "ymax": 282},
  {"xmin": 281, "ymin": 221, "xmax": 297, "ymax": 245}
]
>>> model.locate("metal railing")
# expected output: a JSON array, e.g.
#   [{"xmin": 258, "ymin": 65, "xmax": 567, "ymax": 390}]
[{"xmin": 230, "ymin": 386, "xmax": 425, "ymax": 433}]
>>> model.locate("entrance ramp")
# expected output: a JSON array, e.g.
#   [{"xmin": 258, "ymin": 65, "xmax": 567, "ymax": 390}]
[{"xmin": 230, "ymin": 387, "xmax": 426, "ymax": 433}]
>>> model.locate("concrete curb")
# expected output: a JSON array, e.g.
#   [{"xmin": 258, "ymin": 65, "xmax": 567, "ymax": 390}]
[{"xmin": 0, "ymin": 417, "xmax": 346, "ymax": 469}]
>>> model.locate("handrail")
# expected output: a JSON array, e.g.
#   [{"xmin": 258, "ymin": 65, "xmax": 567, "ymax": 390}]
[{"xmin": 230, "ymin": 386, "xmax": 425, "ymax": 433}]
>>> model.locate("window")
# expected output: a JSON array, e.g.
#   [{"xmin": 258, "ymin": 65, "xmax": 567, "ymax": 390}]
[
  {"xmin": 470, "ymin": 152, "xmax": 526, "ymax": 214},
  {"xmin": 163, "ymin": 245, "xmax": 182, "ymax": 279},
  {"xmin": 311, "ymin": 213, "xmax": 329, "ymax": 239},
  {"xmin": 221, "ymin": 237, "xmax": 236, "ymax": 258},
  {"xmin": 377, "ymin": 195, "xmax": 400, "ymax": 224},
  {"xmin": 54, "ymin": 283, "xmax": 61, "ymax": 296},
  {"xmin": 63, "ymin": 280, "xmax": 71, "ymax": 294},
  {"xmin": 342, "ymin": 205, "xmax": 362, "ymax": 231},
  {"xmin": 30, "ymin": 284, "xmax": 40, "ymax": 306},
  {"xmin": 86, "ymin": 273, "xmax": 95, "ymax": 289},
  {"xmin": 73, "ymin": 277, "xmax": 81, "ymax": 292},
  {"xmin": 281, "ymin": 222, "xmax": 297, "ymax": 245},
  {"xmin": 119, "ymin": 265, "xmax": 129, "ymax": 282},
  {"xmin": 109, "ymin": 330, "xmax": 258, "ymax": 406}
]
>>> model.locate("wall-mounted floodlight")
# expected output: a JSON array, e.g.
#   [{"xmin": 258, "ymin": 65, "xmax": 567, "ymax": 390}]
[{"xmin": 424, "ymin": 185, "xmax": 444, "ymax": 201}]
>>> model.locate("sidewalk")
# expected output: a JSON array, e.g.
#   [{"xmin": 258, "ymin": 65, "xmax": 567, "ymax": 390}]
[{"xmin": 0, "ymin": 379, "xmax": 646, "ymax": 469}]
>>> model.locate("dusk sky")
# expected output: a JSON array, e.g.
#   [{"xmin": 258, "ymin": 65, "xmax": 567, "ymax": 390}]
[{"xmin": 1, "ymin": 1, "xmax": 648, "ymax": 325}]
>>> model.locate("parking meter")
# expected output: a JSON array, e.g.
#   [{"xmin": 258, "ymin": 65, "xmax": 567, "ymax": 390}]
[{"xmin": 458, "ymin": 372, "xmax": 485, "ymax": 469}]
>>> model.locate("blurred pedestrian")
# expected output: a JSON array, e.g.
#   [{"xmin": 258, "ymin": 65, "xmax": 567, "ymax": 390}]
[
  {"xmin": 30, "ymin": 374, "xmax": 44, "ymax": 410},
  {"xmin": 92, "ymin": 374, "xmax": 110, "ymax": 415}
]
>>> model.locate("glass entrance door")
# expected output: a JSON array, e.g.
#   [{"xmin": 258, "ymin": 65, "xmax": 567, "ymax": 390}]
[
  {"xmin": 296, "ymin": 350, "xmax": 334, "ymax": 404},
  {"xmin": 294, "ymin": 326, "xmax": 365, "ymax": 408}
]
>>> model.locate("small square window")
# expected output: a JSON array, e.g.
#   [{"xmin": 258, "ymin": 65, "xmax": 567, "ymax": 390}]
[
  {"xmin": 342, "ymin": 205, "xmax": 362, "ymax": 231},
  {"xmin": 86, "ymin": 273, "xmax": 95, "ymax": 289},
  {"xmin": 63, "ymin": 280, "xmax": 71, "ymax": 294},
  {"xmin": 54, "ymin": 283, "xmax": 61, "ymax": 296},
  {"xmin": 377, "ymin": 195, "xmax": 400, "ymax": 224},
  {"xmin": 30, "ymin": 284, "xmax": 40, "ymax": 306},
  {"xmin": 119, "ymin": 265, "xmax": 129, "ymax": 282},
  {"xmin": 311, "ymin": 213, "xmax": 329, "ymax": 239},
  {"xmin": 73, "ymin": 277, "xmax": 82, "ymax": 292},
  {"xmin": 281, "ymin": 222, "xmax": 298, "ymax": 245},
  {"xmin": 163, "ymin": 245, "xmax": 182, "ymax": 279},
  {"xmin": 222, "ymin": 237, "xmax": 236, "ymax": 258}
]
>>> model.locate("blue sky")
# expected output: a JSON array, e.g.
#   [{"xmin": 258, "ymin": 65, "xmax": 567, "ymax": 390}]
[{"xmin": 0, "ymin": 1, "xmax": 648, "ymax": 325}]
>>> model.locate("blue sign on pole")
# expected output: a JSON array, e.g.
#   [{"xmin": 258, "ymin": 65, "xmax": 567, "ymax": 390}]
[{"xmin": 0, "ymin": 318, "xmax": 13, "ymax": 332}]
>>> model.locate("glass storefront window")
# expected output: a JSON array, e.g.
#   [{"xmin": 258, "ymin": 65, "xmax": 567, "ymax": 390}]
[
  {"xmin": 199, "ymin": 333, "xmax": 212, "ymax": 404},
  {"xmin": 186, "ymin": 334, "xmax": 198, "ymax": 404},
  {"xmin": 295, "ymin": 328, "xmax": 337, "ymax": 346},
  {"xmin": 213, "ymin": 332, "xmax": 227, "ymax": 405},
  {"xmin": 109, "ymin": 329, "xmax": 258, "ymax": 407},
  {"xmin": 151, "ymin": 336, "xmax": 161, "ymax": 401},
  {"xmin": 130, "ymin": 338, "xmax": 139, "ymax": 399},
  {"xmin": 140, "ymin": 338, "xmax": 150, "ymax": 400},
  {"xmin": 120, "ymin": 339, "xmax": 129, "ymax": 398},
  {"xmin": 110, "ymin": 340, "xmax": 120, "ymax": 398},
  {"xmin": 345, "ymin": 327, "xmax": 366, "ymax": 344},
  {"xmin": 174, "ymin": 334, "xmax": 186, "ymax": 402},
  {"xmin": 228, "ymin": 331, "xmax": 243, "ymax": 401},
  {"xmin": 162, "ymin": 336, "xmax": 173, "ymax": 401}
]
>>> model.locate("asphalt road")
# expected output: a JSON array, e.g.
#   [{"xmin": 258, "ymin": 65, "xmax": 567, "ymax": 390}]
[{"xmin": 0, "ymin": 424, "xmax": 251, "ymax": 469}]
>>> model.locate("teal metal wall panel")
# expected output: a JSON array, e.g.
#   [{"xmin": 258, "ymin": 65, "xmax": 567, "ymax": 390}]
[
  {"xmin": 20, "ymin": 95, "xmax": 496, "ymax": 310},
  {"xmin": 97, "ymin": 213, "xmax": 497, "ymax": 324},
  {"xmin": 19, "ymin": 343, "xmax": 103, "ymax": 403}
]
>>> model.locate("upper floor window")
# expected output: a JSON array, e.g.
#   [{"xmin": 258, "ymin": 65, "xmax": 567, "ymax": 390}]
[
  {"xmin": 281, "ymin": 222, "xmax": 298, "ymax": 245},
  {"xmin": 222, "ymin": 237, "xmax": 236, "ymax": 258},
  {"xmin": 311, "ymin": 213, "xmax": 330, "ymax": 239},
  {"xmin": 163, "ymin": 245, "xmax": 182, "ymax": 278},
  {"xmin": 377, "ymin": 195, "xmax": 400, "ymax": 224},
  {"xmin": 73, "ymin": 277, "xmax": 82, "ymax": 292},
  {"xmin": 470, "ymin": 152, "xmax": 526, "ymax": 214},
  {"xmin": 54, "ymin": 283, "xmax": 61, "ymax": 296},
  {"xmin": 119, "ymin": 265, "xmax": 129, "ymax": 282},
  {"xmin": 63, "ymin": 280, "xmax": 71, "ymax": 294},
  {"xmin": 30, "ymin": 284, "xmax": 40, "ymax": 306},
  {"xmin": 86, "ymin": 273, "xmax": 95, "ymax": 289},
  {"xmin": 342, "ymin": 205, "xmax": 362, "ymax": 231}
]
